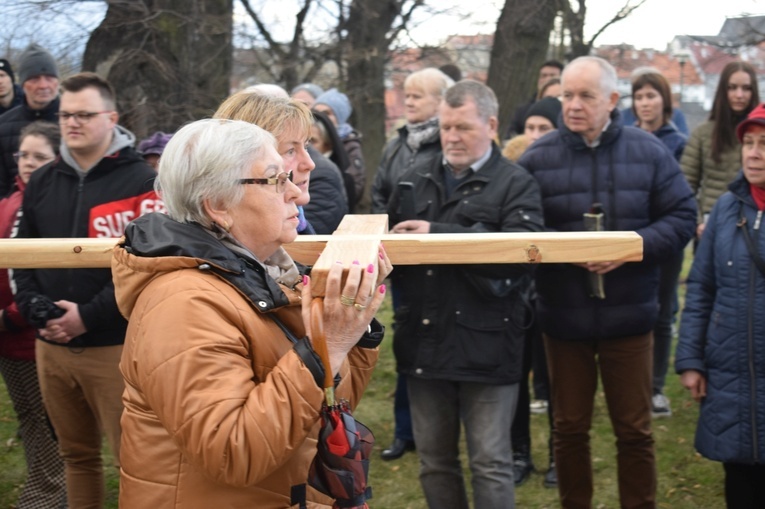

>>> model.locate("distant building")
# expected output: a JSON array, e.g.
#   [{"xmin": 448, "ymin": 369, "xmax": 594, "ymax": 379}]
[{"xmin": 381, "ymin": 15, "xmax": 765, "ymax": 136}]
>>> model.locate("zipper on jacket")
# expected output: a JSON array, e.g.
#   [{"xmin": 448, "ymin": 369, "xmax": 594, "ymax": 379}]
[
  {"xmin": 589, "ymin": 149, "xmax": 599, "ymax": 206},
  {"xmin": 747, "ymin": 210, "xmax": 761, "ymax": 461},
  {"xmin": 67, "ymin": 176, "xmax": 87, "ymax": 292},
  {"xmin": 70, "ymin": 176, "xmax": 86, "ymax": 238}
]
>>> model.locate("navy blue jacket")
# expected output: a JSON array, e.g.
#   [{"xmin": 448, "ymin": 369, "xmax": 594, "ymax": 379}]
[
  {"xmin": 517, "ymin": 110, "xmax": 697, "ymax": 340},
  {"xmin": 653, "ymin": 122, "xmax": 687, "ymax": 162},
  {"xmin": 676, "ymin": 173, "xmax": 765, "ymax": 464},
  {"xmin": 303, "ymin": 145, "xmax": 348, "ymax": 234},
  {"xmin": 0, "ymin": 96, "xmax": 60, "ymax": 196},
  {"xmin": 0, "ymin": 84, "xmax": 24, "ymax": 116},
  {"xmin": 621, "ymin": 107, "xmax": 689, "ymax": 136}
]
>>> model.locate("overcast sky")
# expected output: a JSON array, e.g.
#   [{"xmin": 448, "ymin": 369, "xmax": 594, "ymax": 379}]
[
  {"xmin": 6, "ymin": 0, "xmax": 764, "ymax": 61},
  {"xmin": 408, "ymin": 0, "xmax": 765, "ymax": 50}
]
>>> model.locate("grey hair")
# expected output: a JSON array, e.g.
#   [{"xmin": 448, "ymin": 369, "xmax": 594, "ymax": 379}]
[
  {"xmin": 155, "ymin": 118, "xmax": 276, "ymax": 227},
  {"xmin": 563, "ymin": 56, "xmax": 618, "ymax": 96},
  {"xmin": 404, "ymin": 68, "xmax": 454, "ymax": 99},
  {"xmin": 443, "ymin": 79, "xmax": 498, "ymax": 121}
]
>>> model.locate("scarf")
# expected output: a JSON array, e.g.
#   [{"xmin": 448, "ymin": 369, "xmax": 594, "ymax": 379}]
[
  {"xmin": 751, "ymin": 183, "xmax": 765, "ymax": 211},
  {"xmin": 206, "ymin": 224, "xmax": 302, "ymax": 288},
  {"xmin": 406, "ymin": 117, "xmax": 440, "ymax": 151}
]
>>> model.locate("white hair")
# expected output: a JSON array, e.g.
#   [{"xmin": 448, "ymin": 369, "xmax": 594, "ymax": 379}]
[
  {"xmin": 404, "ymin": 68, "xmax": 454, "ymax": 99},
  {"xmin": 563, "ymin": 56, "xmax": 618, "ymax": 96},
  {"xmin": 156, "ymin": 118, "xmax": 276, "ymax": 227}
]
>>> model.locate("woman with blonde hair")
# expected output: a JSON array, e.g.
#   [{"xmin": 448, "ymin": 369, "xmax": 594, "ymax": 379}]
[
  {"xmin": 371, "ymin": 67, "xmax": 454, "ymax": 214},
  {"xmin": 215, "ymin": 91, "xmax": 348, "ymax": 234}
]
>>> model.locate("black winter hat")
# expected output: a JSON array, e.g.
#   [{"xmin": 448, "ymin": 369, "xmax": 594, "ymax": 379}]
[
  {"xmin": 525, "ymin": 97, "xmax": 562, "ymax": 128},
  {"xmin": 0, "ymin": 59, "xmax": 14, "ymax": 83},
  {"xmin": 17, "ymin": 44, "xmax": 58, "ymax": 83}
]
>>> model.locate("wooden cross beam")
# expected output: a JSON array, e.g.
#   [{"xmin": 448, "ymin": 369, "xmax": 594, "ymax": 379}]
[{"xmin": 0, "ymin": 215, "xmax": 643, "ymax": 272}]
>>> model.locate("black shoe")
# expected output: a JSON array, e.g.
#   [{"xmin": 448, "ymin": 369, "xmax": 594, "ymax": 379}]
[
  {"xmin": 513, "ymin": 450, "xmax": 534, "ymax": 486},
  {"xmin": 543, "ymin": 462, "xmax": 557, "ymax": 488},
  {"xmin": 380, "ymin": 438, "xmax": 415, "ymax": 461}
]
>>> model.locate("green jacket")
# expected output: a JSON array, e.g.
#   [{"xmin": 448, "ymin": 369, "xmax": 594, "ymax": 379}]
[{"xmin": 680, "ymin": 121, "xmax": 742, "ymax": 219}]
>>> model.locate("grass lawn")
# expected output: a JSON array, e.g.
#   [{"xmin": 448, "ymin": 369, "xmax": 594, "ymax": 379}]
[{"xmin": 0, "ymin": 250, "xmax": 725, "ymax": 508}]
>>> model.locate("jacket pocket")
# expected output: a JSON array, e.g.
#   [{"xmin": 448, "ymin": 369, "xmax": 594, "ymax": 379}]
[{"xmin": 453, "ymin": 309, "xmax": 515, "ymax": 372}]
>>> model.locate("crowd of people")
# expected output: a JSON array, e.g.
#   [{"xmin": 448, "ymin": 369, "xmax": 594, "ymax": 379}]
[{"xmin": 0, "ymin": 40, "xmax": 763, "ymax": 509}]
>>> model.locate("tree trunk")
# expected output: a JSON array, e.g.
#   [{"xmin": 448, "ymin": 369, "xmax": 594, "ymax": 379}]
[
  {"xmin": 562, "ymin": 0, "xmax": 590, "ymax": 58},
  {"xmin": 344, "ymin": 0, "xmax": 401, "ymax": 213},
  {"xmin": 82, "ymin": 0, "xmax": 233, "ymax": 140},
  {"xmin": 486, "ymin": 0, "xmax": 558, "ymax": 139}
]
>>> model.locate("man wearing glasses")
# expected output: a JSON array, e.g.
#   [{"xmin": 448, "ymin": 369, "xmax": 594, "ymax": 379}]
[
  {"xmin": 0, "ymin": 44, "xmax": 60, "ymax": 196},
  {"xmin": 12, "ymin": 72, "xmax": 163, "ymax": 509}
]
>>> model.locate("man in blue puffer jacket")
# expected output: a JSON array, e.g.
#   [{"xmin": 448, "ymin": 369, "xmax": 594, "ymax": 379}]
[{"xmin": 518, "ymin": 56, "xmax": 697, "ymax": 509}]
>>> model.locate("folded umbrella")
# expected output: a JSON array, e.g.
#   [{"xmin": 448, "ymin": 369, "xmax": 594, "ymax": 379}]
[{"xmin": 307, "ymin": 298, "xmax": 374, "ymax": 509}]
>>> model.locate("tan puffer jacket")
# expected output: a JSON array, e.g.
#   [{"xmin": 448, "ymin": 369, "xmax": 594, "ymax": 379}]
[
  {"xmin": 680, "ymin": 121, "xmax": 742, "ymax": 218},
  {"xmin": 113, "ymin": 236, "xmax": 378, "ymax": 508}
]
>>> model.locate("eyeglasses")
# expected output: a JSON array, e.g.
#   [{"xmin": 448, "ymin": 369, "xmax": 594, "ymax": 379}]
[
  {"xmin": 13, "ymin": 151, "xmax": 55, "ymax": 164},
  {"xmin": 237, "ymin": 171, "xmax": 293, "ymax": 194},
  {"xmin": 56, "ymin": 111, "xmax": 113, "ymax": 124}
]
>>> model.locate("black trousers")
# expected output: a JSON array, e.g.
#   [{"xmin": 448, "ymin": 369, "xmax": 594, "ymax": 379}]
[{"xmin": 724, "ymin": 462, "xmax": 765, "ymax": 509}]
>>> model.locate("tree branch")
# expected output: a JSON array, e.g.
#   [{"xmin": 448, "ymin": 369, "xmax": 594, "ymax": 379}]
[
  {"xmin": 239, "ymin": 0, "xmax": 288, "ymax": 59},
  {"xmin": 588, "ymin": 0, "xmax": 648, "ymax": 45}
]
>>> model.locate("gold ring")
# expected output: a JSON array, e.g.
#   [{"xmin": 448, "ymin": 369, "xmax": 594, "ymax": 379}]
[
  {"xmin": 353, "ymin": 303, "xmax": 367, "ymax": 311},
  {"xmin": 340, "ymin": 294, "xmax": 356, "ymax": 306}
]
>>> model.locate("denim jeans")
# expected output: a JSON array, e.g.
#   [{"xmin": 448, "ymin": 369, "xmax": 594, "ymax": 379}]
[
  {"xmin": 544, "ymin": 333, "xmax": 656, "ymax": 509},
  {"xmin": 392, "ymin": 373, "xmax": 414, "ymax": 442},
  {"xmin": 408, "ymin": 378, "xmax": 518, "ymax": 509},
  {"xmin": 652, "ymin": 249, "xmax": 684, "ymax": 393}
]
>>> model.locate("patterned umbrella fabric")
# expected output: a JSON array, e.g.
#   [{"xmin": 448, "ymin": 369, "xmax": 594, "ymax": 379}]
[{"xmin": 307, "ymin": 298, "xmax": 374, "ymax": 509}]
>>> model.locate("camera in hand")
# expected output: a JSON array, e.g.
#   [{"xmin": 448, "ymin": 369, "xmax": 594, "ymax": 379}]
[{"xmin": 28, "ymin": 296, "xmax": 65, "ymax": 328}]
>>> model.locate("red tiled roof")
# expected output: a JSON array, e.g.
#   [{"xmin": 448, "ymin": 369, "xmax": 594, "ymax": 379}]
[{"xmin": 594, "ymin": 46, "xmax": 703, "ymax": 85}]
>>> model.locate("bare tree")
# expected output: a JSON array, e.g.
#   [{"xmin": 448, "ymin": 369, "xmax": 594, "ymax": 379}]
[
  {"xmin": 236, "ymin": 0, "xmax": 339, "ymax": 90},
  {"xmin": 486, "ymin": 0, "xmax": 650, "ymax": 137},
  {"xmin": 1, "ymin": 1, "xmax": 105, "ymax": 76},
  {"xmin": 560, "ymin": 0, "xmax": 648, "ymax": 58},
  {"xmin": 237, "ymin": 0, "xmax": 425, "ymax": 211},
  {"xmin": 486, "ymin": 0, "xmax": 558, "ymax": 139},
  {"xmin": 343, "ymin": 0, "xmax": 423, "ymax": 211},
  {"xmin": 82, "ymin": 0, "xmax": 233, "ymax": 140}
]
